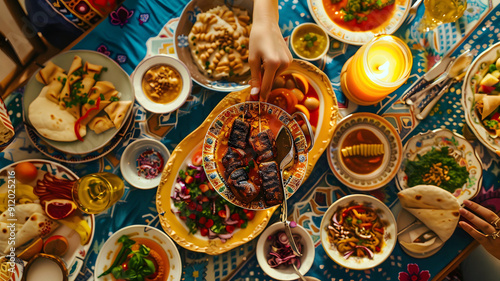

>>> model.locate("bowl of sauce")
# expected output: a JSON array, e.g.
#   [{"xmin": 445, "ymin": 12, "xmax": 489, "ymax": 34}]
[
  {"xmin": 132, "ymin": 55, "xmax": 192, "ymax": 114},
  {"xmin": 327, "ymin": 112, "xmax": 403, "ymax": 191},
  {"xmin": 290, "ymin": 23, "xmax": 329, "ymax": 61}
]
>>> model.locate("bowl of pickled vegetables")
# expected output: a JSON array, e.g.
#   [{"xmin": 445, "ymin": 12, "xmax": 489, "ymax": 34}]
[{"xmin": 290, "ymin": 23, "xmax": 329, "ymax": 61}]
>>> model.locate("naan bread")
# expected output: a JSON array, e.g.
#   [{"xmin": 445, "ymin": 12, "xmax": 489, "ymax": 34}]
[
  {"xmin": 89, "ymin": 116, "xmax": 114, "ymax": 134},
  {"xmin": 36, "ymin": 61, "xmax": 64, "ymax": 85},
  {"xmin": 28, "ymin": 86, "xmax": 87, "ymax": 142},
  {"xmin": 104, "ymin": 101, "xmax": 132, "ymax": 128},
  {"xmin": 188, "ymin": 5, "xmax": 251, "ymax": 80},
  {"xmin": 398, "ymin": 185, "xmax": 460, "ymax": 242},
  {"xmin": 0, "ymin": 203, "xmax": 44, "ymax": 223}
]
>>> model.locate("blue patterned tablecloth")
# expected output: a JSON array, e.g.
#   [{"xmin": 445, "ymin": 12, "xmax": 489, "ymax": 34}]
[{"xmin": 2, "ymin": 0, "xmax": 500, "ymax": 280}]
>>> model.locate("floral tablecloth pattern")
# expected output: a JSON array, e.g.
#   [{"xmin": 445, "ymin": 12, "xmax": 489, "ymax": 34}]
[{"xmin": 2, "ymin": 0, "xmax": 500, "ymax": 280}]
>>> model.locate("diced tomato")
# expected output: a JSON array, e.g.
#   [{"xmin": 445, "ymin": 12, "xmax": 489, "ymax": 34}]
[
  {"xmin": 375, "ymin": 246, "xmax": 381, "ymax": 252},
  {"xmin": 179, "ymin": 216, "xmax": 187, "ymax": 220},
  {"xmin": 245, "ymin": 210, "xmax": 255, "ymax": 220},
  {"xmin": 189, "ymin": 213, "xmax": 196, "ymax": 220},
  {"xmin": 192, "ymin": 149, "xmax": 203, "ymax": 166},
  {"xmin": 237, "ymin": 219, "xmax": 245, "ymax": 227},
  {"xmin": 200, "ymin": 227, "xmax": 209, "ymax": 236},
  {"xmin": 196, "ymin": 204, "xmax": 203, "ymax": 212},
  {"xmin": 230, "ymin": 213, "xmax": 240, "ymax": 220},
  {"xmin": 226, "ymin": 225, "xmax": 235, "ymax": 233},
  {"xmin": 199, "ymin": 184, "xmax": 210, "ymax": 193},
  {"xmin": 492, "ymin": 112, "xmax": 500, "ymax": 121},
  {"xmin": 188, "ymin": 202, "xmax": 196, "ymax": 210},
  {"xmin": 199, "ymin": 217, "xmax": 207, "ymax": 225},
  {"xmin": 185, "ymin": 175, "xmax": 194, "ymax": 184},
  {"xmin": 218, "ymin": 210, "xmax": 227, "ymax": 218},
  {"xmin": 481, "ymin": 85, "xmax": 496, "ymax": 94},
  {"xmin": 205, "ymin": 219, "xmax": 214, "ymax": 228},
  {"xmin": 185, "ymin": 188, "xmax": 190, "ymax": 195}
]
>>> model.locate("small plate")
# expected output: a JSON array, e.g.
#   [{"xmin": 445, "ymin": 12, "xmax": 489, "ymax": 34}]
[
  {"xmin": 289, "ymin": 23, "xmax": 330, "ymax": 61},
  {"xmin": 395, "ymin": 128, "xmax": 483, "ymax": 205},
  {"xmin": 94, "ymin": 225, "xmax": 181, "ymax": 281},
  {"xmin": 121, "ymin": 138, "xmax": 170, "ymax": 189},
  {"xmin": 256, "ymin": 222, "xmax": 315, "ymax": 280},
  {"xmin": 462, "ymin": 41, "xmax": 500, "ymax": 156},
  {"xmin": 320, "ymin": 194, "xmax": 397, "ymax": 270},
  {"xmin": 307, "ymin": 0, "xmax": 410, "ymax": 45},
  {"xmin": 327, "ymin": 112, "xmax": 403, "ymax": 191},
  {"xmin": 23, "ymin": 50, "xmax": 134, "ymax": 155},
  {"xmin": 174, "ymin": 0, "xmax": 253, "ymax": 92},
  {"xmin": 0, "ymin": 160, "xmax": 94, "ymax": 281},
  {"xmin": 397, "ymin": 209, "xmax": 444, "ymax": 258},
  {"xmin": 132, "ymin": 55, "xmax": 192, "ymax": 114}
]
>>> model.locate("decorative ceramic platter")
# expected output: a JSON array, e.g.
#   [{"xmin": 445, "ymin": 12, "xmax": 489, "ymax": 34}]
[
  {"xmin": 203, "ymin": 101, "xmax": 308, "ymax": 210},
  {"xmin": 328, "ymin": 113, "xmax": 403, "ymax": 191},
  {"xmin": 462, "ymin": 41, "xmax": 500, "ymax": 156},
  {"xmin": 156, "ymin": 92, "xmax": 277, "ymax": 254},
  {"xmin": 23, "ymin": 50, "xmax": 135, "ymax": 155},
  {"xmin": 307, "ymin": 0, "xmax": 410, "ymax": 45},
  {"xmin": 174, "ymin": 0, "xmax": 253, "ymax": 92},
  {"xmin": 94, "ymin": 225, "xmax": 181, "ymax": 281},
  {"xmin": 0, "ymin": 160, "xmax": 94, "ymax": 281},
  {"xmin": 320, "ymin": 194, "xmax": 397, "ymax": 270},
  {"xmin": 24, "ymin": 107, "xmax": 135, "ymax": 163},
  {"xmin": 396, "ymin": 128, "xmax": 483, "ymax": 205}
]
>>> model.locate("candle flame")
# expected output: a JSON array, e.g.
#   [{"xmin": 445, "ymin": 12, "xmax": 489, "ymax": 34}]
[{"xmin": 372, "ymin": 60, "xmax": 390, "ymax": 80}]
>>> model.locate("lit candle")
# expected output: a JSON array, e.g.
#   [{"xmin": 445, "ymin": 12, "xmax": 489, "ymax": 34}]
[{"xmin": 341, "ymin": 35, "xmax": 412, "ymax": 105}]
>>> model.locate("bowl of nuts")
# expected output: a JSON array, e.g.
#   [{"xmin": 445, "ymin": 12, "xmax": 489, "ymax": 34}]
[{"xmin": 132, "ymin": 55, "xmax": 192, "ymax": 114}]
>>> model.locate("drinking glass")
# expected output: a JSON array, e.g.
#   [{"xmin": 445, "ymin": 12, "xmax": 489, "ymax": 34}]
[
  {"xmin": 418, "ymin": 0, "xmax": 467, "ymax": 32},
  {"xmin": 72, "ymin": 172, "xmax": 125, "ymax": 214}
]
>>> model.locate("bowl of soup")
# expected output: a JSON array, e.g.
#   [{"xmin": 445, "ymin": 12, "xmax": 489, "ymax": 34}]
[
  {"xmin": 327, "ymin": 113, "xmax": 403, "ymax": 191},
  {"xmin": 290, "ymin": 23, "xmax": 329, "ymax": 61},
  {"xmin": 132, "ymin": 55, "xmax": 192, "ymax": 114}
]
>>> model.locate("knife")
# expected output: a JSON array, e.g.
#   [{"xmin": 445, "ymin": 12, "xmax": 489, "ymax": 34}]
[
  {"xmin": 413, "ymin": 230, "xmax": 437, "ymax": 243},
  {"xmin": 400, "ymin": 55, "xmax": 454, "ymax": 104}
]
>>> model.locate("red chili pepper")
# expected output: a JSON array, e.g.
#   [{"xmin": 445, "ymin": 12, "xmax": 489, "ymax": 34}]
[
  {"xmin": 74, "ymin": 97, "xmax": 101, "ymax": 141},
  {"xmin": 360, "ymin": 223, "xmax": 372, "ymax": 229},
  {"xmin": 374, "ymin": 227, "xmax": 384, "ymax": 234},
  {"xmin": 342, "ymin": 205, "xmax": 365, "ymax": 217}
]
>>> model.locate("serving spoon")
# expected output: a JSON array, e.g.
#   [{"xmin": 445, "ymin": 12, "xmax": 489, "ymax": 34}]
[{"xmin": 275, "ymin": 126, "xmax": 302, "ymax": 257}]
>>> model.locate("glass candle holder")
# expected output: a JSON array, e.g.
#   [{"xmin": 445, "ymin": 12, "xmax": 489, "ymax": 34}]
[{"xmin": 340, "ymin": 35, "xmax": 413, "ymax": 105}]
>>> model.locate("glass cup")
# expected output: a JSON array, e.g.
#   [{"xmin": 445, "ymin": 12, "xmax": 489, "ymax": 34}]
[
  {"xmin": 72, "ymin": 172, "xmax": 125, "ymax": 214},
  {"xmin": 340, "ymin": 35, "xmax": 413, "ymax": 105},
  {"xmin": 418, "ymin": 0, "xmax": 467, "ymax": 33}
]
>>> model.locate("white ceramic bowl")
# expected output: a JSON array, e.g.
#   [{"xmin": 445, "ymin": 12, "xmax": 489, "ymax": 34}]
[
  {"xmin": 120, "ymin": 138, "xmax": 170, "ymax": 189},
  {"xmin": 94, "ymin": 225, "xmax": 181, "ymax": 281},
  {"xmin": 132, "ymin": 55, "xmax": 192, "ymax": 113},
  {"xmin": 290, "ymin": 23, "xmax": 330, "ymax": 61},
  {"xmin": 256, "ymin": 222, "xmax": 315, "ymax": 280},
  {"xmin": 320, "ymin": 194, "xmax": 397, "ymax": 270}
]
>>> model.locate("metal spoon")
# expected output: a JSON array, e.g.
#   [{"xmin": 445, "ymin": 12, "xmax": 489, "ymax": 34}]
[
  {"xmin": 275, "ymin": 126, "xmax": 302, "ymax": 257},
  {"xmin": 292, "ymin": 263, "xmax": 307, "ymax": 281}
]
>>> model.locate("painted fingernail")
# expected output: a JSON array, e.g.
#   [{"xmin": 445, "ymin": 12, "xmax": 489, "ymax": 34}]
[{"xmin": 250, "ymin": 87, "xmax": 260, "ymax": 96}]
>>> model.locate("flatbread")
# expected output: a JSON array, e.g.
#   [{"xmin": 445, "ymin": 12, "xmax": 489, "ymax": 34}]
[
  {"xmin": 398, "ymin": 185, "xmax": 460, "ymax": 242},
  {"xmin": 477, "ymin": 95, "xmax": 500, "ymax": 120},
  {"xmin": 36, "ymin": 61, "xmax": 64, "ymax": 85},
  {"xmin": 89, "ymin": 116, "xmax": 114, "ymax": 134},
  {"xmin": 3, "ymin": 212, "xmax": 58, "ymax": 253},
  {"xmin": 0, "ymin": 203, "xmax": 44, "ymax": 223},
  {"xmin": 104, "ymin": 101, "xmax": 132, "ymax": 128},
  {"xmin": 28, "ymin": 86, "xmax": 87, "ymax": 142}
]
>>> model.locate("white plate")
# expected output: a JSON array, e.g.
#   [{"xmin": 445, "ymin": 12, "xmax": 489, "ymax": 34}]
[
  {"xmin": 23, "ymin": 50, "xmax": 134, "ymax": 155},
  {"xmin": 395, "ymin": 128, "xmax": 483, "ymax": 205},
  {"xmin": 256, "ymin": 222, "xmax": 315, "ymax": 280},
  {"xmin": 320, "ymin": 194, "xmax": 397, "ymax": 270},
  {"xmin": 94, "ymin": 225, "xmax": 181, "ymax": 281},
  {"xmin": 120, "ymin": 138, "xmax": 170, "ymax": 189},
  {"xmin": 0, "ymin": 159, "xmax": 94, "ymax": 281},
  {"xmin": 308, "ymin": 0, "xmax": 410, "ymax": 45},
  {"xmin": 132, "ymin": 55, "xmax": 192, "ymax": 114},
  {"xmin": 397, "ymin": 209, "xmax": 444, "ymax": 258},
  {"xmin": 462, "ymin": 41, "xmax": 500, "ymax": 155}
]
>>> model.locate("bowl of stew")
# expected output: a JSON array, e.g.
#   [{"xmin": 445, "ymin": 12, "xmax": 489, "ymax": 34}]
[
  {"xmin": 290, "ymin": 23, "xmax": 330, "ymax": 61},
  {"xmin": 327, "ymin": 112, "xmax": 403, "ymax": 191},
  {"xmin": 132, "ymin": 55, "xmax": 192, "ymax": 114}
]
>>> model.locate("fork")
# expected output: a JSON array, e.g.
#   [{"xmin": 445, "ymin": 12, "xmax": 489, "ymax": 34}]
[{"xmin": 404, "ymin": 0, "xmax": 423, "ymax": 25}]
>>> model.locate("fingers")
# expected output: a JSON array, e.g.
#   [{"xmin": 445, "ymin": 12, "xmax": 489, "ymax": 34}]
[
  {"xmin": 249, "ymin": 52, "xmax": 262, "ymax": 98},
  {"xmin": 463, "ymin": 200, "xmax": 498, "ymax": 225},
  {"xmin": 459, "ymin": 221, "xmax": 488, "ymax": 243},
  {"xmin": 260, "ymin": 60, "xmax": 280, "ymax": 100},
  {"xmin": 459, "ymin": 207, "xmax": 496, "ymax": 235}
]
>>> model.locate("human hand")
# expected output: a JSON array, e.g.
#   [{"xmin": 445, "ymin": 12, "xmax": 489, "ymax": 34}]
[
  {"xmin": 248, "ymin": 0, "xmax": 292, "ymax": 101},
  {"xmin": 459, "ymin": 199, "xmax": 500, "ymax": 260}
]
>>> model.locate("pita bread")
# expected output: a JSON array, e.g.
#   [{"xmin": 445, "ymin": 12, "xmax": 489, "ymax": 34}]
[
  {"xmin": 105, "ymin": 101, "xmax": 132, "ymax": 128},
  {"xmin": 28, "ymin": 86, "xmax": 87, "ymax": 142},
  {"xmin": 3, "ymin": 212, "xmax": 58, "ymax": 253},
  {"xmin": 89, "ymin": 116, "xmax": 114, "ymax": 134},
  {"xmin": 398, "ymin": 185, "xmax": 460, "ymax": 242},
  {"xmin": 0, "ymin": 203, "xmax": 44, "ymax": 223}
]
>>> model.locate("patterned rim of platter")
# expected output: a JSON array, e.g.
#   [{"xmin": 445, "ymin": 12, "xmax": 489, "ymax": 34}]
[
  {"xmin": 94, "ymin": 225, "xmax": 182, "ymax": 281},
  {"xmin": 23, "ymin": 50, "xmax": 135, "ymax": 155},
  {"xmin": 174, "ymin": 0, "xmax": 253, "ymax": 92},
  {"xmin": 461, "ymin": 41, "xmax": 500, "ymax": 156},
  {"xmin": 395, "ymin": 128, "xmax": 483, "ymax": 205},
  {"xmin": 24, "ymin": 107, "xmax": 135, "ymax": 164},
  {"xmin": 327, "ymin": 112, "xmax": 403, "ymax": 191},
  {"xmin": 320, "ymin": 194, "xmax": 397, "ymax": 270},
  {"xmin": 203, "ymin": 101, "xmax": 309, "ymax": 210},
  {"xmin": 0, "ymin": 159, "xmax": 95, "ymax": 281},
  {"xmin": 307, "ymin": 0, "xmax": 411, "ymax": 45},
  {"xmin": 156, "ymin": 116, "xmax": 276, "ymax": 254}
]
